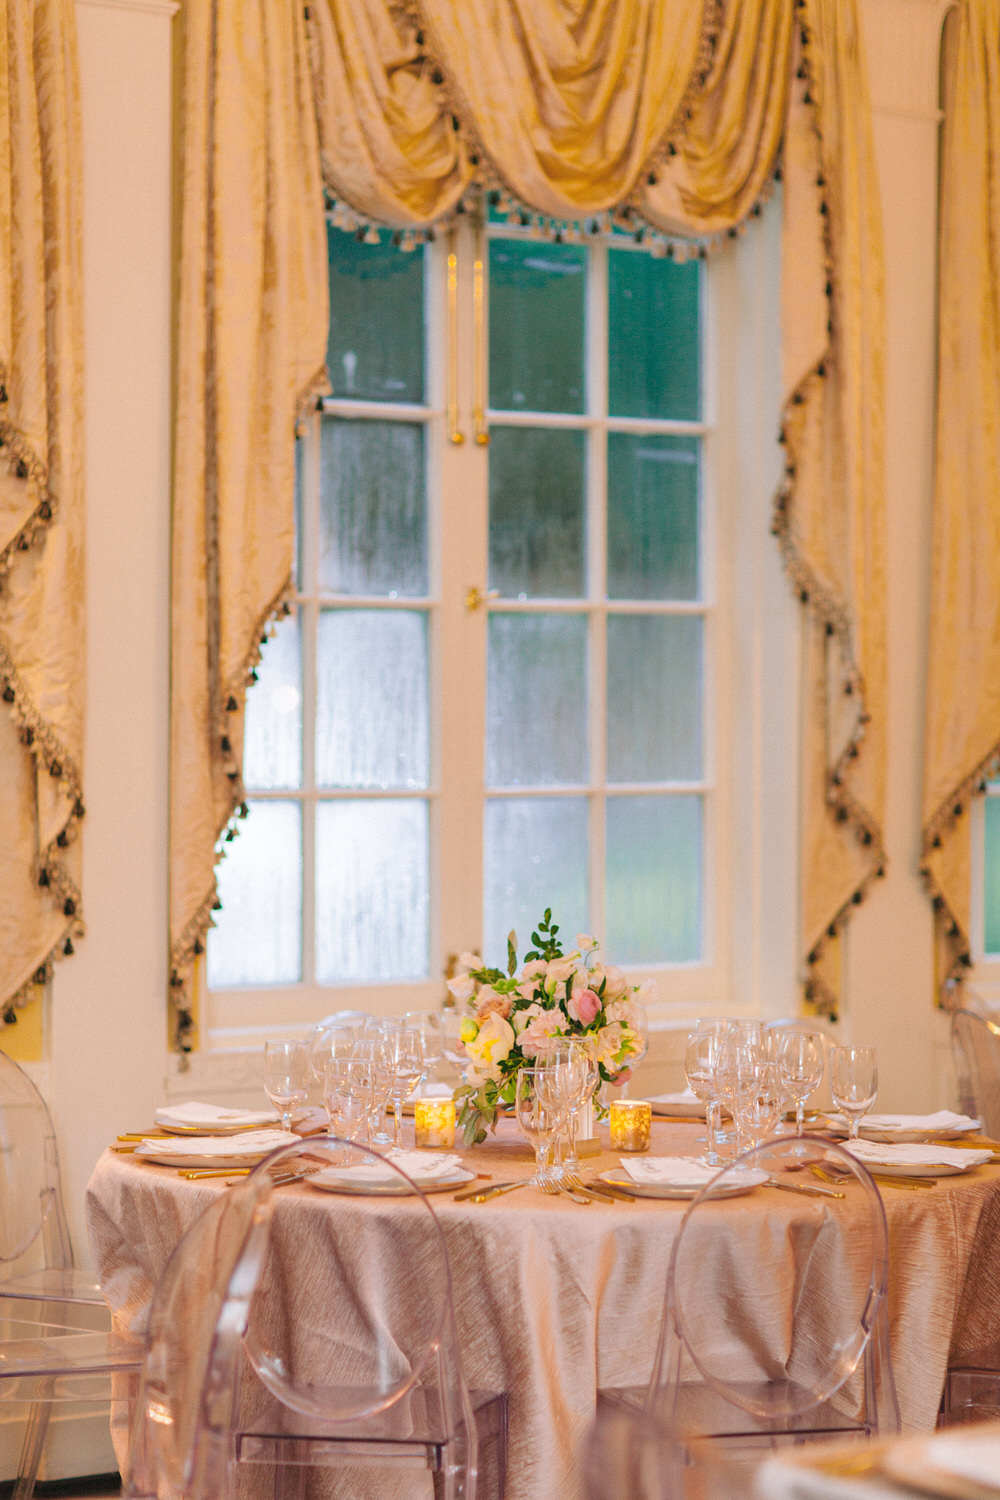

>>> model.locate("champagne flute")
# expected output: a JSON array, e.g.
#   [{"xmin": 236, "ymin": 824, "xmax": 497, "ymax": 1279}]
[
  {"xmin": 830, "ymin": 1045, "xmax": 878, "ymax": 1139},
  {"xmin": 262, "ymin": 1040, "xmax": 309, "ymax": 1133},
  {"xmin": 777, "ymin": 1030, "xmax": 826, "ymax": 1135}
]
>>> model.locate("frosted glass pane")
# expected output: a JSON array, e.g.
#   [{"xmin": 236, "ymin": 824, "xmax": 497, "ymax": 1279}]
[
  {"xmin": 243, "ymin": 613, "xmax": 302, "ymax": 790},
  {"xmin": 985, "ymin": 795, "xmax": 1000, "ymax": 954},
  {"xmin": 607, "ymin": 616, "xmax": 702, "ymax": 782},
  {"xmin": 487, "ymin": 614, "xmax": 587, "ymax": 785},
  {"xmin": 325, "ymin": 228, "xmax": 424, "ymax": 403},
  {"xmin": 488, "ymin": 427, "xmax": 585, "ymax": 598},
  {"xmin": 316, "ymin": 610, "xmax": 428, "ymax": 789},
  {"xmin": 607, "ymin": 433, "xmax": 700, "ymax": 601},
  {"xmin": 608, "ymin": 248, "xmax": 700, "ymax": 420},
  {"xmin": 606, "ymin": 795, "xmax": 702, "ymax": 963},
  {"xmin": 316, "ymin": 801, "xmax": 429, "ymax": 981},
  {"xmin": 207, "ymin": 801, "xmax": 301, "ymax": 986},
  {"xmin": 319, "ymin": 419, "xmax": 427, "ymax": 596},
  {"xmin": 489, "ymin": 239, "xmax": 585, "ymax": 413},
  {"xmin": 483, "ymin": 797, "xmax": 588, "ymax": 967}
]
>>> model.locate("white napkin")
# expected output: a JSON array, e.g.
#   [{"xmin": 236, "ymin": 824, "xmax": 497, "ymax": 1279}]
[
  {"xmin": 408, "ymin": 1081, "xmax": 454, "ymax": 1102},
  {"xmin": 620, "ymin": 1156, "xmax": 720, "ymax": 1187},
  {"xmin": 154, "ymin": 1101, "xmax": 280, "ymax": 1129},
  {"xmin": 648, "ymin": 1090, "xmax": 707, "ymax": 1118},
  {"xmin": 918, "ymin": 1431, "xmax": 1000, "ymax": 1488},
  {"xmin": 136, "ymin": 1128, "xmax": 298, "ymax": 1160},
  {"xmin": 339, "ymin": 1150, "xmax": 464, "ymax": 1184},
  {"xmin": 844, "ymin": 1139, "xmax": 993, "ymax": 1170},
  {"xmin": 859, "ymin": 1110, "xmax": 979, "ymax": 1134}
]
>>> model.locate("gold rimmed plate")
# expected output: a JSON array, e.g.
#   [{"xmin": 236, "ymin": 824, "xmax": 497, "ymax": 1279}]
[{"xmin": 308, "ymin": 1165, "xmax": 476, "ymax": 1197}]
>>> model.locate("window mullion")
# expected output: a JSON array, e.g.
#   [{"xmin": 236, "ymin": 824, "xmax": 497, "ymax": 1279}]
[{"xmin": 588, "ymin": 238, "xmax": 608, "ymax": 940}]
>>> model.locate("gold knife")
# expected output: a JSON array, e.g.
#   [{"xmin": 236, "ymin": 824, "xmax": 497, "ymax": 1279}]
[{"xmin": 453, "ymin": 1180, "xmax": 526, "ymax": 1203}]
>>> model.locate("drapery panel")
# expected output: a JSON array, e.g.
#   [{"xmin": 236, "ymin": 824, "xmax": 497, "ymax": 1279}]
[
  {"xmin": 0, "ymin": 0, "xmax": 85, "ymax": 1021},
  {"xmin": 171, "ymin": 0, "xmax": 885, "ymax": 1038},
  {"xmin": 922, "ymin": 0, "xmax": 1000, "ymax": 998},
  {"xmin": 169, "ymin": 0, "xmax": 329, "ymax": 1047}
]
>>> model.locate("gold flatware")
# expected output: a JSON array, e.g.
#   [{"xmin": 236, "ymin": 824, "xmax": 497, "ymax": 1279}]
[
  {"xmin": 768, "ymin": 1177, "xmax": 845, "ymax": 1199},
  {"xmin": 870, "ymin": 1174, "xmax": 935, "ymax": 1192},
  {"xmin": 582, "ymin": 1178, "xmax": 635, "ymax": 1202},
  {"xmin": 556, "ymin": 1182, "xmax": 592, "ymax": 1205},
  {"xmin": 452, "ymin": 1178, "xmax": 518, "ymax": 1201},
  {"xmin": 180, "ymin": 1166, "xmax": 252, "ymax": 1180},
  {"xmin": 118, "ymin": 1131, "xmax": 170, "ymax": 1141},
  {"xmin": 453, "ymin": 1181, "xmax": 527, "ymax": 1204}
]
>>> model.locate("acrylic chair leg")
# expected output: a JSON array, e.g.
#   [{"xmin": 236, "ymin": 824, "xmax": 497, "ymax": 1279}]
[
  {"xmin": 272, "ymin": 1458, "xmax": 307, "ymax": 1500},
  {"xmin": 12, "ymin": 1399, "xmax": 52, "ymax": 1500}
]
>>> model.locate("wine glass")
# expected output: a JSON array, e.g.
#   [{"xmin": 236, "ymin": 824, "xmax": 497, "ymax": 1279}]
[
  {"xmin": 830, "ymin": 1045, "xmax": 878, "ymax": 1139},
  {"xmin": 543, "ymin": 1038, "xmax": 596, "ymax": 1175},
  {"xmin": 322, "ymin": 1057, "xmax": 371, "ymax": 1149},
  {"xmin": 307, "ymin": 1015, "xmax": 366, "ymax": 1088},
  {"xmin": 262, "ymin": 1040, "xmax": 309, "ymax": 1133},
  {"xmin": 349, "ymin": 1034, "xmax": 395, "ymax": 1145},
  {"xmin": 383, "ymin": 1021, "xmax": 425, "ymax": 1146},
  {"xmin": 777, "ymin": 1030, "xmax": 826, "ymax": 1135},
  {"xmin": 515, "ymin": 1068, "xmax": 563, "ymax": 1185},
  {"xmin": 684, "ymin": 1025, "xmax": 726, "ymax": 1164},
  {"xmin": 405, "ymin": 1010, "xmax": 445, "ymax": 1089}
]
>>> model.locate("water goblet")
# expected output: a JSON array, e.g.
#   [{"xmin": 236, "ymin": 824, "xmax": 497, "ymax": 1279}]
[
  {"xmin": 515, "ymin": 1068, "xmax": 563, "ymax": 1186},
  {"xmin": 554, "ymin": 1037, "xmax": 597, "ymax": 1173},
  {"xmin": 322, "ymin": 1058, "xmax": 371, "ymax": 1154},
  {"xmin": 777, "ymin": 1030, "xmax": 826, "ymax": 1135},
  {"xmin": 829, "ymin": 1045, "xmax": 878, "ymax": 1139},
  {"xmin": 262, "ymin": 1039, "xmax": 309, "ymax": 1133},
  {"xmin": 349, "ymin": 1034, "xmax": 395, "ymax": 1145},
  {"xmin": 383, "ymin": 1021, "xmax": 424, "ymax": 1146},
  {"xmin": 684, "ymin": 1026, "xmax": 726, "ymax": 1164}
]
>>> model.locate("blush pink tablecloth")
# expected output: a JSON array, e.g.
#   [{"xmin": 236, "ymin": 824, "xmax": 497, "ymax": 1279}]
[{"xmin": 85, "ymin": 1118, "xmax": 1000, "ymax": 1500}]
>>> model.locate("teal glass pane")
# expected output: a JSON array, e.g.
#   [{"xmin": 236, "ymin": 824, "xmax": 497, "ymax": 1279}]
[
  {"xmin": 326, "ymin": 228, "xmax": 424, "ymax": 402},
  {"xmin": 985, "ymin": 796, "xmax": 1000, "ymax": 954},
  {"xmin": 316, "ymin": 609, "xmax": 428, "ymax": 789},
  {"xmin": 487, "ymin": 613, "xmax": 587, "ymax": 786},
  {"xmin": 607, "ymin": 615, "xmax": 702, "ymax": 782},
  {"xmin": 607, "ymin": 433, "xmax": 700, "ymax": 600},
  {"xmin": 207, "ymin": 800, "xmax": 302, "ymax": 986},
  {"xmin": 244, "ymin": 613, "xmax": 301, "ymax": 790},
  {"xmin": 606, "ymin": 795, "xmax": 702, "ymax": 963},
  {"xmin": 489, "ymin": 239, "xmax": 585, "ymax": 413},
  {"xmin": 318, "ymin": 419, "xmax": 427, "ymax": 596},
  {"xmin": 484, "ymin": 797, "xmax": 588, "ymax": 968},
  {"xmin": 608, "ymin": 248, "xmax": 700, "ymax": 420},
  {"xmin": 316, "ymin": 800, "xmax": 429, "ymax": 981},
  {"xmin": 488, "ymin": 427, "xmax": 586, "ymax": 598}
]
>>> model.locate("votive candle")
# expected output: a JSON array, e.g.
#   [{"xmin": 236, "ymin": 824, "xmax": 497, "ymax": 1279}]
[
  {"xmin": 610, "ymin": 1099, "xmax": 652, "ymax": 1153},
  {"xmin": 414, "ymin": 1099, "xmax": 456, "ymax": 1150}
]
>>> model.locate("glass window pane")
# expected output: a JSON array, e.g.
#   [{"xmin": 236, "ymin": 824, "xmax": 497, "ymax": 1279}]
[
  {"xmin": 607, "ymin": 433, "xmax": 700, "ymax": 601},
  {"xmin": 316, "ymin": 800, "xmax": 429, "ymax": 981},
  {"xmin": 483, "ymin": 797, "xmax": 588, "ymax": 967},
  {"xmin": 489, "ymin": 239, "xmax": 586, "ymax": 413},
  {"xmin": 607, "ymin": 616, "xmax": 702, "ymax": 782},
  {"xmin": 488, "ymin": 427, "xmax": 586, "ymax": 598},
  {"xmin": 985, "ymin": 795, "xmax": 1000, "ymax": 954},
  {"xmin": 608, "ymin": 248, "xmax": 700, "ymax": 421},
  {"xmin": 244, "ymin": 613, "xmax": 302, "ymax": 790},
  {"xmin": 606, "ymin": 795, "xmax": 702, "ymax": 963},
  {"xmin": 207, "ymin": 801, "xmax": 302, "ymax": 986},
  {"xmin": 317, "ymin": 610, "xmax": 428, "ymax": 789},
  {"xmin": 319, "ymin": 419, "xmax": 427, "ymax": 597},
  {"xmin": 487, "ymin": 613, "xmax": 587, "ymax": 785},
  {"xmin": 326, "ymin": 229, "xmax": 424, "ymax": 403}
]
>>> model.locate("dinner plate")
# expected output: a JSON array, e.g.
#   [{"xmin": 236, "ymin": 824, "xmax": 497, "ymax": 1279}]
[
  {"xmin": 156, "ymin": 1119, "xmax": 282, "ymax": 1136},
  {"xmin": 648, "ymin": 1093, "xmax": 707, "ymax": 1119},
  {"xmin": 308, "ymin": 1165, "xmax": 476, "ymax": 1196},
  {"xmin": 860, "ymin": 1128, "xmax": 974, "ymax": 1145},
  {"xmin": 852, "ymin": 1157, "xmax": 968, "ymax": 1178},
  {"xmin": 598, "ymin": 1167, "xmax": 767, "ymax": 1200},
  {"xmin": 137, "ymin": 1147, "xmax": 276, "ymax": 1169}
]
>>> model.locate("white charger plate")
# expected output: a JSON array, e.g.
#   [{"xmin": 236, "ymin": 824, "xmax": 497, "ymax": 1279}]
[
  {"xmin": 156, "ymin": 1119, "xmax": 281, "ymax": 1136},
  {"xmin": 860, "ymin": 1126, "xmax": 979, "ymax": 1145},
  {"xmin": 598, "ymin": 1167, "xmax": 767, "ymax": 1200},
  {"xmin": 852, "ymin": 1157, "xmax": 968, "ymax": 1177},
  {"xmin": 137, "ymin": 1147, "xmax": 275, "ymax": 1169},
  {"xmin": 308, "ymin": 1165, "xmax": 475, "ymax": 1197},
  {"xmin": 649, "ymin": 1093, "xmax": 706, "ymax": 1119}
]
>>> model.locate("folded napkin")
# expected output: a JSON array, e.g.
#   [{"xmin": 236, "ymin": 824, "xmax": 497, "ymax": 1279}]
[
  {"xmin": 136, "ymin": 1129, "xmax": 298, "ymax": 1160},
  {"xmin": 620, "ymin": 1156, "xmax": 720, "ymax": 1187},
  {"xmin": 844, "ymin": 1139, "xmax": 993, "ymax": 1170},
  {"xmin": 859, "ymin": 1110, "xmax": 979, "ymax": 1135},
  {"xmin": 648, "ymin": 1091, "xmax": 707, "ymax": 1118},
  {"xmin": 409, "ymin": 1081, "xmax": 454, "ymax": 1102},
  {"xmin": 154, "ymin": 1101, "xmax": 280, "ymax": 1129},
  {"xmin": 337, "ymin": 1150, "xmax": 463, "ymax": 1184}
]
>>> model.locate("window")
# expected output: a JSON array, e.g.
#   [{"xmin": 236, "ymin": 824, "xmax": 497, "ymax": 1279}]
[{"xmin": 204, "ymin": 204, "xmax": 795, "ymax": 1046}]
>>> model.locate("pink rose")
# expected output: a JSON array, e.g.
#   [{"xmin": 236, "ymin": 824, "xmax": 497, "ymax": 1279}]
[
  {"xmin": 615, "ymin": 1067, "xmax": 633, "ymax": 1084},
  {"xmin": 475, "ymin": 986, "xmax": 512, "ymax": 1022},
  {"xmin": 568, "ymin": 987, "xmax": 601, "ymax": 1026}
]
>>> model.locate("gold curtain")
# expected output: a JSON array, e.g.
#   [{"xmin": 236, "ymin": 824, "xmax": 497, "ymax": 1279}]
[
  {"xmin": 922, "ymin": 0, "xmax": 1000, "ymax": 996},
  {"xmin": 171, "ymin": 0, "xmax": 885, "ymax": 1038},
  {"xmin": 0, "ymin": 0, "xmax": 85, "ymax": 1020},
  {"xmin": 169, "ymin": 0, "xmax": 329, "ymax": 1046}
]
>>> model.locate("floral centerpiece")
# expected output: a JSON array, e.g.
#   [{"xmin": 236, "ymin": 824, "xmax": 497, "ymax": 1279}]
[{"xmin": 447, "ymin": 909, "xmax": 652, "ymax": 1145}]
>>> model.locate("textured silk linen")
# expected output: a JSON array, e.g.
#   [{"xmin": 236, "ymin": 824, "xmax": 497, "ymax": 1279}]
[
  {"xmin": 0, "ymin": 0, "xmax": 85, "ymax": 1013},
  {"xmin": 170, "ymin": 0, "xmax": 885, "ymax": 1029},
  {"xmin": 922, "ymin": 0, "xmax": 1000, "ymax": 992},
  {"xmin": 169, "ymin": 0, "xmax": 330, "ymax": 1039},
  {"xmin": 86, "ymin": 1122, "xmax": 1000, "ymax": 1500}
]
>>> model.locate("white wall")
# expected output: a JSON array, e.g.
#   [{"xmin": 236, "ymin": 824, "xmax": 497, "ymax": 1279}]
[{"xmin": 16, "ymin": 0, "xmax": 957, "ymax": 1283}]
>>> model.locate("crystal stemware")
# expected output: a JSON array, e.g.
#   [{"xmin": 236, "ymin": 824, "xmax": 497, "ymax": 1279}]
[
  {"xmin": 684, "ymin": 1026, "xmax": 726, "ymax": 1165},
  {"xmin": 777, "ymin": 1030, "xmax": 826, "ymax": 1135},
  {"xmin": 515, "ymin": 1067, "xmax": 563, "ymax": 1185},
  {"xmin": 262, "ymin": 1039, "xmax": 309, "ymax": 1133},
  {"xmin": 830, "ymin": 1045, "xmax": 878, "ymax": 1139},
  {"xmin": 383, "ymin": 1021, "xmax": 424, "ymax": 1146}
]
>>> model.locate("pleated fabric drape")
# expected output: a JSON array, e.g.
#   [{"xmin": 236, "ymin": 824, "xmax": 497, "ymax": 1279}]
[
  {"xmin": 169, "ymin": 0, "xmax": 885, "ymax": 1040},
  {"xmin": 0, "ymin": 0, "xmax": 85, "ymax": 1020},
  {"xmin": 922, "ymin": 0, "xmax": 1000, "ymax": 998}
]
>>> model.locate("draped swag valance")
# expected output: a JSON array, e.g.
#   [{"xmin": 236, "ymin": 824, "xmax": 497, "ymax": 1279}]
[
  {"xmin": 0, "ymin": 0, "xmax": 85, "ymax": 1022},
  {"xmin": 168, "ymin": 0, "xmax": 886, "ymax": 1047}
]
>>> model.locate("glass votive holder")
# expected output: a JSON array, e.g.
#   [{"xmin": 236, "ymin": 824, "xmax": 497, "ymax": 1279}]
[
  {"xmin": 413, "ymin": 1098, "xmax": 456, "ymax": 1150},
  {"xmin": 610, "ymin": 1099, "xmax": 652, "ymax": 1153}
]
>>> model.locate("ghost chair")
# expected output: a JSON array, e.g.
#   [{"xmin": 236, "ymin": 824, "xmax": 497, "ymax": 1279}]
[{"xmin": 949, "ymin": 1009, "xmax": 1000, "ymax": 1138}]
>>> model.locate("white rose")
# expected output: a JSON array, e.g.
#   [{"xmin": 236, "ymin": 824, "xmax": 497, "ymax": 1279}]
[
  {"xmin": 447, "ymin": 974, "xmax": 476, "ymax": 1003},
  {"xmin": 464, "ymin": 1012, "xmax": 516, "ymax": 1070},
  {"xmin": 602, "ymin": 965, "xmax": 627, "ymax": 999},
  {"xmin": 545, "ymin": 957, "xmax": 577, "ymax": 988},
  {"xmin": 592, "ymin": 1021, "xmax": 624, "ymax": 1068}
]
